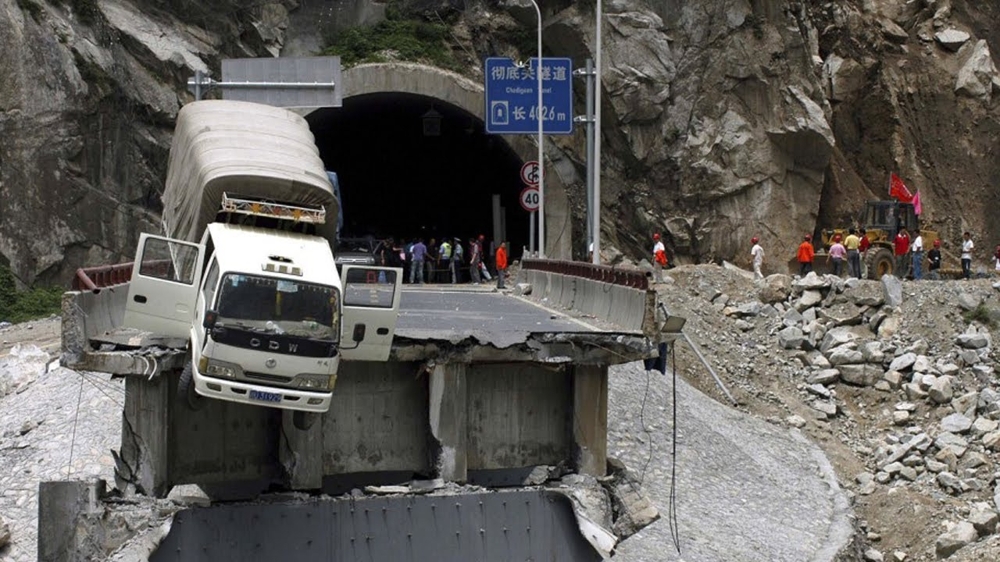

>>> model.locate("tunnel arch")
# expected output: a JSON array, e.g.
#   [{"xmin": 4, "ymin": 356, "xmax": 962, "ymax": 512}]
[{"xmin": 303, "ymin": 62, "xmax": 572, "ymax": 260}]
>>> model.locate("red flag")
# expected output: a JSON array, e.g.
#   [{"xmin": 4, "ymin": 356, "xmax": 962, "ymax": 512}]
[
  {"xmin": 889, "ymin": 173, "xmax": 914, "ymax": 203},
  {"xmin": 912, "ymin": 190, "xmax": 922, "ymax": 215}
]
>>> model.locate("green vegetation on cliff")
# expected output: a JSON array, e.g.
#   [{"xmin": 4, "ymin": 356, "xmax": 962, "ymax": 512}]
[
  {"xmin": 0, "ymin": 264, "xmax": 63, "ymax": 324},
  {"xmin": 321, "ymin": 3, "xmax": 457, "ymax": 69}
]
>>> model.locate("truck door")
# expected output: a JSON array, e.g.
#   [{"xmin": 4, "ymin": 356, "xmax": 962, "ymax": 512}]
[
  {"xmin": 123, "ymin": 234, "xmax": 205, "ymax": 339},
  {"xmin": 339, "ymin": 266, "xmax": 403, "ymax": 361}
]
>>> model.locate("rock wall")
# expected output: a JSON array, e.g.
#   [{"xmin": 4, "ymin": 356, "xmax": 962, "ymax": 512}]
[{"xmin": 0, "ymin": 0, "xmax": 998, "ymax": 284}]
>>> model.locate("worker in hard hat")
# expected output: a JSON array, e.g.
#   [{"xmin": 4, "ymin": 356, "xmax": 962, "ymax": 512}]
[
  {"xmin": 750, "ymin": 236, "xmax": 764, "ymax": 280},
  {"xmin": 652, "ymin": 233, "xmax": 667, "ymax": 283},
  {"xmin": 797, "ymin": 234, "xmax": 815, "ymax": 277}
]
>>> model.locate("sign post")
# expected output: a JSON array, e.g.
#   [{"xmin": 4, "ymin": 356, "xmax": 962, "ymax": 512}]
[
  {"xmin": 485, "ymin": 57, "xmax": 573, "ymax": 258},
  {"xmin": 520, "ymin": 187, "xmax": 540, "ymax": 256},
  {"xmin": 519, "ymin": 161, "xmax": 540, "ymax": 256}
]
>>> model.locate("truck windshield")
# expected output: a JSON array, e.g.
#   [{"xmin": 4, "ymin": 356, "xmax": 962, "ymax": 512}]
[{"xmin": 215, "ymin": 274, "xmax": 339, "ymax": 340}]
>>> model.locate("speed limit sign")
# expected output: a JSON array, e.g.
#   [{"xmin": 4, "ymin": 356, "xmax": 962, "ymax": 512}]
[{"xmin": 519, "ymin": 187, "xmax": 540, "ymax": 212}]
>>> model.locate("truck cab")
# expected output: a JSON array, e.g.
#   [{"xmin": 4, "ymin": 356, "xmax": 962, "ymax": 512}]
[{"xmin": 123, "ymin": 220, "xmax": 401, "ymax": 414}]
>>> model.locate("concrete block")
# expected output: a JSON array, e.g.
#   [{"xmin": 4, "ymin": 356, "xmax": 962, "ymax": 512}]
[{"xmin": 572, "ymin": 366, "xmax": 608, "ymax": 477}]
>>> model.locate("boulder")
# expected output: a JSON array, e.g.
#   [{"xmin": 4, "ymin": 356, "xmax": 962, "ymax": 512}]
[
  {"xmin": 889, "ymin": 352, "xmax": 917, "ymax": 372},
  {"xmin": 793, "ymin": 272, "xmax": 830, "ymax": 291},
  {"xmin": 878, "ymin": 316, "xmax": 901, "ymax": 338},
  {"xmin": 912, "ymin": 355, "xmax": 934, "ymax": 373},
  {"xmin": 940, "ymin": 413, "xmax": 973, "ymax": 434},
  {"xmin": 883, "ymin": 370, "xmax": 903, "ymax": 389},
  {"xmin": 971, "ymin": 417, "xmax": 999, "ymax": 436},
  {"xmin": 929, "ymin": 377, "xmax": 955, "ymax": 404},
  {"xmin": 778, "ymin": 326, "xmax": 805, "ymax": 350},
  {"xmin": 952, "ymin": 392, "xmax": 979, "ymax": 417},
  {"xmin": 818, "ymin": 303, "xmax": 866, "ymax": 326},
  {"xmin": 936, "ymin": 433, "xmax": 969, "ymax": 457},
  {"xmin": 823, "ymin": 54, "xmax": 866, "ymax": 101},
  {"xmin": 797, "ymin": 290, "xmax": 823, "ymax": 311},
  {"xmin": 783, "ymin": 307, "xmax": 804, "ymax": 327},
  {"xmin": 956, "ymin": 40, "xmax": 1000, "ymax": 101},
  {"xmin": 759, "ymin": 274, "xmax": 791, "ymax": 303},
  {"xmin": 935, "ymin": 29, "xmax": 971, "ymax": 52},
  {"xmin": 840, "ymin": 364, "xmax": 880, "ymax": 387},
  {"xmin": 881, "ymin": 275, "xmax": 903, "ymax": 307},
  {"xmin": 807, "ymin": 369, "xmax": 840, "ymax": 385},
  {"xmin": 828, "ymin": 347, "xmax": 864, "ymax": 366},
  {"xmin": 957, "ymin": 292, "xmax": 981, "ymax": 311},
  {"xmin": 935, "ymin": 521, "xmax": 977, "ymax": 558},
  {"xmin": 820, "ymin": 327, "xmax": 857, "ymax": 354},
  {"xmin": 968, "ymin": 503, "xmax": 998, "ymax": 536},
  {"xmin": 956, "ymin": 333, "xmax": 990, "ymax": 350}
]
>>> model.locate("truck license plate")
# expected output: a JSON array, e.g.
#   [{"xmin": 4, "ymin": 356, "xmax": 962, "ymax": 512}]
[{"xmin": 249, "ymin": 390, "xmax": 282, "ymax": 403}]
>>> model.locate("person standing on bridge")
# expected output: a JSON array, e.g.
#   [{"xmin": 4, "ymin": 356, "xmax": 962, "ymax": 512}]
[
  {"xmin": 750, "ymin": 236, "xmax": 764, "ymax": 280},
  {"xmin": 797, "ymin": 234, "xmax": 815, "ymax": 276},
  {"xmin": 495, "ymin": 242, "xmax": 508, "ymax": 290},
  {"xmin": 438, "ymin": 238, "xmax": 452, "ymax": 284},
  {"xmin": 451, "ymin": 238, "xmax": 463, "ymax": 283},
  {"xmin": 652, "ymin": 233, "xmax": 667, "ymax": 283},
  {"xmin": 410, "ymin": 238, "xmax": 427, "ymax": 284},
  {"xmin": 469, "ymin": 237, "xmax": 482, "ymax": 284}
]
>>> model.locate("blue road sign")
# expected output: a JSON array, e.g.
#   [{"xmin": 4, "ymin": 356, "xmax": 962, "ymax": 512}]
[{"xmin": 484, "ymin": 57, "xmax": 573, "ymax": 135}]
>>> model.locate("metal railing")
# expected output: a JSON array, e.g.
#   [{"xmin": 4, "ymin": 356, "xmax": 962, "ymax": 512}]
[
  {"xmin": 520, "ymin": 259, "xmax": 649, "ymax": 290},
  {"xmin": 72, "ymin": 262, "xmax": 135, "ymax": 291}
]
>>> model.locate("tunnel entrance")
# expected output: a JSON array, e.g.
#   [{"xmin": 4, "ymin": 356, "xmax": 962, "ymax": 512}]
[{"xmin": 307, "ymin": 93, "xmax": 529, "ymax": 259}]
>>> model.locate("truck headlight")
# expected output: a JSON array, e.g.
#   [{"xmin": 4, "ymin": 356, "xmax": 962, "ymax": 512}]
[
  {"xmin": 296, "ymin": 374, "xmax": 335, "ymax": 390},
  {"xmin": 204, "ymin": 360, "xmax": 241, "ymax": 379}
]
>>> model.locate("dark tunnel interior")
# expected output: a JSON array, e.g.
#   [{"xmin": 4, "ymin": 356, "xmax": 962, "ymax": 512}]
[{"xmin": 307, "ymin": 93, "xmax": 530, "ymax": 258}]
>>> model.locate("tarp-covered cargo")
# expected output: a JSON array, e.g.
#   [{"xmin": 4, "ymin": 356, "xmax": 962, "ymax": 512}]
[{"xmin": 162, "ymin": 100, "xmax": 339, "ymax": 246}]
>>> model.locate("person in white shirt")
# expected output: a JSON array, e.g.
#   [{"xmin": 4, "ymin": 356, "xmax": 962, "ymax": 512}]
[
  {"xmin": 750, "ymin": 236, "xmax": 764, "ymax": 280},
  {"xmin": 961, "ymin": 231, "xmax": 974, "ymax": 280},
  {"xmin": 911, "ymin": 232, "xmax": 924, "ymax": 280},
  {"xmin": 651, "ymin": 233, "xmax": 667, "ymax": 282}
]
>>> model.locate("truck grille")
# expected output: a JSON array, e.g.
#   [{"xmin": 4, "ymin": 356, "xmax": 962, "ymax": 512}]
[{"xmin": 243, "ymin": 371, "xmax": 293, "ymax": 385}]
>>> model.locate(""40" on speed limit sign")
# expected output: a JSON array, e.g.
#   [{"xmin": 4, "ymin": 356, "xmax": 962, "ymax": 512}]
[{"xmin": 519, "ymin": 187, "xmax": 540, "ymax": 212}]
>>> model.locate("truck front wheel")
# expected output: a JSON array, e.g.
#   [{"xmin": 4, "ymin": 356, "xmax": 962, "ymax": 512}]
[{"xmin": 177, "ymin": 362, "xmax": 204, "ymax": 411}]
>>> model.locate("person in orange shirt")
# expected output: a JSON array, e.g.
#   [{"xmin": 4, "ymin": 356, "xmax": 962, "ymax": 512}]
[
  {"xmin": 495, "ymin": 242, "xmax": 508, "ymax": 289},
  {"xmin": 797, "ymin": 234, "xmax": 815, "ymax": 276}
]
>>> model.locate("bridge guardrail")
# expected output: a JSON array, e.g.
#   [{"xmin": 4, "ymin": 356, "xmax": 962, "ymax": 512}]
[
  {"xmin": 520, "ymin": 259, "xmax": 649, "ymax": 290},
  {"xmin": 518, "ymin": 259, "xmax": 655, "ymax": 335}
]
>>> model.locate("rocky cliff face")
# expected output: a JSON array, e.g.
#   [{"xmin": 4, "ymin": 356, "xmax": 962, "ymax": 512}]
[{"xmin": 1, "ymin": 0, "xmax": 998, "ymax": 285}]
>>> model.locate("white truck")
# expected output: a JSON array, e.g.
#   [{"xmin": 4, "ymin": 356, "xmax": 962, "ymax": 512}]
[{"xmin": 122, "ymin": 100, "xmax": 401, "ymax": 423}]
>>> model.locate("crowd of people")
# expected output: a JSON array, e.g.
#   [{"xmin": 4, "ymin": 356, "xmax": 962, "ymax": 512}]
[
  {"xmin": 371, "ymin": 234, "xmax": 509, "ymax": 288},
  {"xmin": 646, "ymin": 230, "xmax": 1000, "ymax": 282},
  {"xmin": 785, "ymin": 229, "xmax": 1000, "ymax": 280}
]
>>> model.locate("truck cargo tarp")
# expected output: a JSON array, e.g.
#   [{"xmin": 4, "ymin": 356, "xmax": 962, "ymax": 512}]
[{"xmin": 162, "ymin": 100, "xmax": 339, "ymax": 246}]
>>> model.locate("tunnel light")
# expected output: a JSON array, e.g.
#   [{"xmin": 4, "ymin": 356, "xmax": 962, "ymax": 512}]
[{"xmin": 422, "ymin": 108, "xmax": 442, "ymax": 137}]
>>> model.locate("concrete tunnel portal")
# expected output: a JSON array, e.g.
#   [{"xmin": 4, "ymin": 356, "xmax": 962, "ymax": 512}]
[
  {"xmin": 308, "ymin": 93, "xmax": 528, "ymax": 254},
  {"xmin": 304, "ymin": 63, "xmax": 573, "ymax": 261}
]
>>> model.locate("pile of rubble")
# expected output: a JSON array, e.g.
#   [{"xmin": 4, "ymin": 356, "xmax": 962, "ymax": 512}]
[{"xmin": 713, "ymin": 271, "xmax": 1000, "ymax": 559}]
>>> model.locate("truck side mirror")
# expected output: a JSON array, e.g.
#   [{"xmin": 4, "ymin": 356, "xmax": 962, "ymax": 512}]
[
  {"xmin": 203, "ymin": 310, "xmax": 218, "ymax": 329},
  {"xmin": 352, "ymin": 323, "xmax": 366, "ymax": 343}
]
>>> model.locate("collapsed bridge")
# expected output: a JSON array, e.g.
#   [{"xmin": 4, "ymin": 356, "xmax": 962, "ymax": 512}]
[{"xmin": 44, "ymin": 259, "xmax": 672, "ymax": 561}]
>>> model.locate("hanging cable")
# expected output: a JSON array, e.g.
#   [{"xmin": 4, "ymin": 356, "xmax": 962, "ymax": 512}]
[
  {"xmin": 668, "ymin": 342, "xmax": 681, "ymax": 554},
  {"xmin": 638, "ymin": 365, "xmax": 653, "ymax": 485}
]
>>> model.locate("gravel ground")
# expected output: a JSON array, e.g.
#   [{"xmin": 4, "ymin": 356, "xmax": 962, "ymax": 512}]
[
  {"xmin": 0, "ymin": 318, "xmax": 121, "ymax": 562},
  {"xmin": 607, "ymin": 361, "xmax": 853, "ymax": 562}
]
